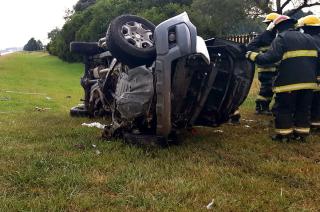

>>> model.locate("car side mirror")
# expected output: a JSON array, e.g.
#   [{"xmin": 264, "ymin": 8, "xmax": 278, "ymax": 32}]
[{"xmin": 196, "ymin": 36, "xmax": 210, "ymax": 64}]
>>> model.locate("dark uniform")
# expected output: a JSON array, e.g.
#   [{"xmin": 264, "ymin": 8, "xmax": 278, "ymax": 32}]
[
  {"xmin": 247, "ymin": 30, "xmax": 277, "ymax": 113},
  {"xmin": 307, "ymin": 31, "xmax": 320, "ymax": 128},
  {"xmin": 252, "ymin": 29, "xmax": 318, "ymax": 137}
]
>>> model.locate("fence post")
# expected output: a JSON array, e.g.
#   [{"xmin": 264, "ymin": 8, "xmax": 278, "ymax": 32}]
[{"xmin": 224, "ymin": 33, "xmax": 257, "ymax": 44}]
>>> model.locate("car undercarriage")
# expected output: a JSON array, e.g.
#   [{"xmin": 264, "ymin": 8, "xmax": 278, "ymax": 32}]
[{"xmin": 70, "ymin": 12, "xmax": 254, "ymax": 145}]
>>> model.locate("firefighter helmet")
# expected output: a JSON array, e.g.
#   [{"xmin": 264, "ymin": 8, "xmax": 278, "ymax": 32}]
[
  {"xmin": 263, "ymin": 12, "xmax": 280, "ymax": 23},
  {"xmin": 297, "ymin": 15, "xmax": 320, "ymax": 28},
  {"xmin": 273, "ymin": 15, "xmax": 297, "ymax": 26}
]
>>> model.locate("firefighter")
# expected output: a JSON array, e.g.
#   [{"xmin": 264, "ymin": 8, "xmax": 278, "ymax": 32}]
[
  {"xmin": 246, "ymin": 15, "xmax": 319, "ymax": 142},
  {"xmin": 247, "ymin": 13, "xmax": 280, "ymax": 115},
  {"xmin": 296, "ymin": 15, "xmax": 320, "ymax": 130}
]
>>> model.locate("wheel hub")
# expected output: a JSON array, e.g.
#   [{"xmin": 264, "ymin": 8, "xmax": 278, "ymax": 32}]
[
  {"xmin": 121, "ymin": 21, "xmax": 154, "ymax": 49},
  {"xmin": 135, "ymin": 34, "xmax": 141, "ymax": 39}
]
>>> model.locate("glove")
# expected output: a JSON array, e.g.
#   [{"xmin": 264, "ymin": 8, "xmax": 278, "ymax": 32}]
[
  {"xmin": 266, "ymin": 22, "xmax": 275, "ymax": 31},
  {"xmin": 245, "ymin": 51, "xmax": 259, "ymax": 62}
]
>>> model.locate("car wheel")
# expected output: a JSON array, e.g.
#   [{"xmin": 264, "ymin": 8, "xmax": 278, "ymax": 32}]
[{"xmin": 106, "ymin": 15, "xmax": 156, "ymax": 67}]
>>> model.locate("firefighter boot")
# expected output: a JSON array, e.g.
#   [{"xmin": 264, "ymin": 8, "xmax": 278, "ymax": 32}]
[
  {"xmin": 271, "ymin": 134, "xmax": 291, "ymax": 142},
  {"xmin": 256, "ymin": 100, "xmax": 272, "ymax": 115},
  {"xmin": 292, "ymin": 132, "xmax": 307, "ymax": 142},
  {"xmin": 229, "ymin": 110, "xmax": 241, "ymax": 124},
  {"xmin": 255, "ymin": 100, "xmax": 262, "ymax": 114}
]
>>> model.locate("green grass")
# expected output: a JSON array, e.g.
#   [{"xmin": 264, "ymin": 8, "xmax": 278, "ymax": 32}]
[{"xmin": 1, "ymin": 52, "xmax": 320, "ymax": 211}]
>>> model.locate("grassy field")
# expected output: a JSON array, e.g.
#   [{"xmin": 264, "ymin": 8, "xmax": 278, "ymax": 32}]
[{"xmin": 1, "ymin": 52, "xmax": 320, "ymax": 211}]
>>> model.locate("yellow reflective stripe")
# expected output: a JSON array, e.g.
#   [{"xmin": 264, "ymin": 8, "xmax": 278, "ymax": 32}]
[
  {"xmin": 275, "ymin": 128, "xmax": 293, "ymax": 135},
  {"xmin": 250, "ymin": 52, "xmax": 259, "ymax": 61},
  {"xmin": 256, "ymin": 67, "xmax": 277, "ymax": 72},
  {"xmin": 257, "ymin": 95, "xmax": 272, "ymax": 101},
  {"xmin": 294, "ymin": 128, "xmax": 310, "ymax": 133},
  {"xmin": 258, "ymin": 46, "xmax": 270, "ymax": 52},
  {"xmin": 316, "ymin": 76, "xmax": 320, "ymax": 91},
  {"xmin": 233, "ymin": 110, "xmax": 240, "ymax": 115},
  {"xmin": 273, "ymin": 83, "xmax": 317, "ymax": 93},
  {"xmin": 274, "ymin": 61, "xmax": 281, "ymax": 66},
  {"xmin": 282, "ymin": 50, "xmax": 318, "ymax": 60},
  {"xmin": 311, "ymin": 122, "xmax": 320, "ymax": 126},
  {"xmin": 314, "ymin": 84, "xmax": 320, "ymax": 91}
]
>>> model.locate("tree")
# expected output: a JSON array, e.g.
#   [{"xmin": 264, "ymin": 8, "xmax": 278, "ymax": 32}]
[
  {"xmin": 51, "ymin": 0, "xmax": 299, "ymax": 62},
  {"xmin": 23, "ymin": 38, "xmax": 43, "ymax": 51},
  {"xmin": 48, "ymin": 28, "xmax": 60, "ymax": 41},
  {"xmin": 289, "ymin": 9, "xmax": 313, "ymax": 19},
  {"xmin": 63, "ymin": 8, "xmax": 74, "ymax": 22},
  {"xmin": 37, "ymin": 40, "xmax": 43, "ymax": 50},
  {"xmin": 74, "ymin": 0, "xmax": 96, "ymax": 12},
  {"xmin": 190, "ymin": 0, "xmax": 263, "ymax": 37},
  {"xmin": 251, "ymin": 0, "xmax": 320, "ymax": 16}
]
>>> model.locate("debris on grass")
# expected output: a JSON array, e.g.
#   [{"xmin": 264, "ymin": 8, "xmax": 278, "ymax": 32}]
[
  {"xmin": 0, "ymin": 97, "xmax": 10, "ymax": 101},
  {"xmin": 0, "ymin": 111, "xmax": 23, "ymax": 114},
  {"xmin": 244, "ymin": 125, "xmax": 251, "ymax": 128},
  {"xmin": 206, "ymin": 199, "xmax": 215, "ymax": 210},
  {"xmin": 213, "ymin": 129, "xmax": 224, "ymax": 133},
  {"xmin": 74, "ymin": 143, "xmax": 85, "ymax": 150},
  {"xmin": 91, "ymin": 144, "xmax": 102, "ymax": 154},
  {"xmin": 242, "ymin": 118, "xmax": 255, "ymax": 122},
  {"xmin": 3, "ymin": 90, "xmax": 46, "ymax": 95},
  {"xmin": 82, "ymin": 122, "xmax": 106, "ymax": 130},
  {"xmin": 66, "ymin": 96, "xmax": 72, "ymax": 99},
  {"xmin": 35, "ymin": 107, "xmax": 52, "ymax": 112},
  {"xmin": 45, "ymin": 96, "xmax": 52, "ymax": 100}
]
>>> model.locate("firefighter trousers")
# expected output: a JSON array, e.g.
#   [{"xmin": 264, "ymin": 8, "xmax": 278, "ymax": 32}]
[
  {"xmin": 311, "ymin": 91, "xmax": 320, "ymax": 128},
  {"xmin": 274, "ymin": 89, "xmax": 313, "ymax": 136},
  {"xmin": 256, "ymin": 71, "xmax": 276, "ymax": 111}
]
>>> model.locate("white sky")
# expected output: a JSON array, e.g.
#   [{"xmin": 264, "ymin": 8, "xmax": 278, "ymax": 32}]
[
  {"xmin": 0, "ymin": 0, "xmax": 78, "ymax": 49},
  {"xmin": 0, "ymin": 0, "xmax": 319, "ymax": 50}
]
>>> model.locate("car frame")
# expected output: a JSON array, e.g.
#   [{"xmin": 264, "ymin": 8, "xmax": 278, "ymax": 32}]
[{"xmin": 70, "ymin": 12, "xmax": 254, "ymax": 145}]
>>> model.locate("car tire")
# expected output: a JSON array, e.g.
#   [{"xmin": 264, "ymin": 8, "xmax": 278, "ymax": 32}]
[
  {"xmin": 106, "ymin": 15, "xmax": 156, "ymax": 68},
  {"xmin": 70, "ymin": 42, "xmax": 105, "ymax": 55}
]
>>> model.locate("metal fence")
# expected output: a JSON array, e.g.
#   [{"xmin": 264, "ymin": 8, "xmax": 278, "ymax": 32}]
[{"xmin": 223, "ymin": 33, "xmax": 258, "ymax": 44}]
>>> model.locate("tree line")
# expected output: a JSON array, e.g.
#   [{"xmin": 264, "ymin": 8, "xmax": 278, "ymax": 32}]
[
  {"xmin": 23, "ymin": 38, "xmax": 43, "ymax": 51},
  {"xmin": 47, "ymin": 0, "xmax": 317, "ymax": 62}
]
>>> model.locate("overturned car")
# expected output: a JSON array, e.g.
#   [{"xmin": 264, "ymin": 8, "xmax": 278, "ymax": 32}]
[{"xmin": 70, "ymin": 12, "xmax": 254, "ymax": 144}]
